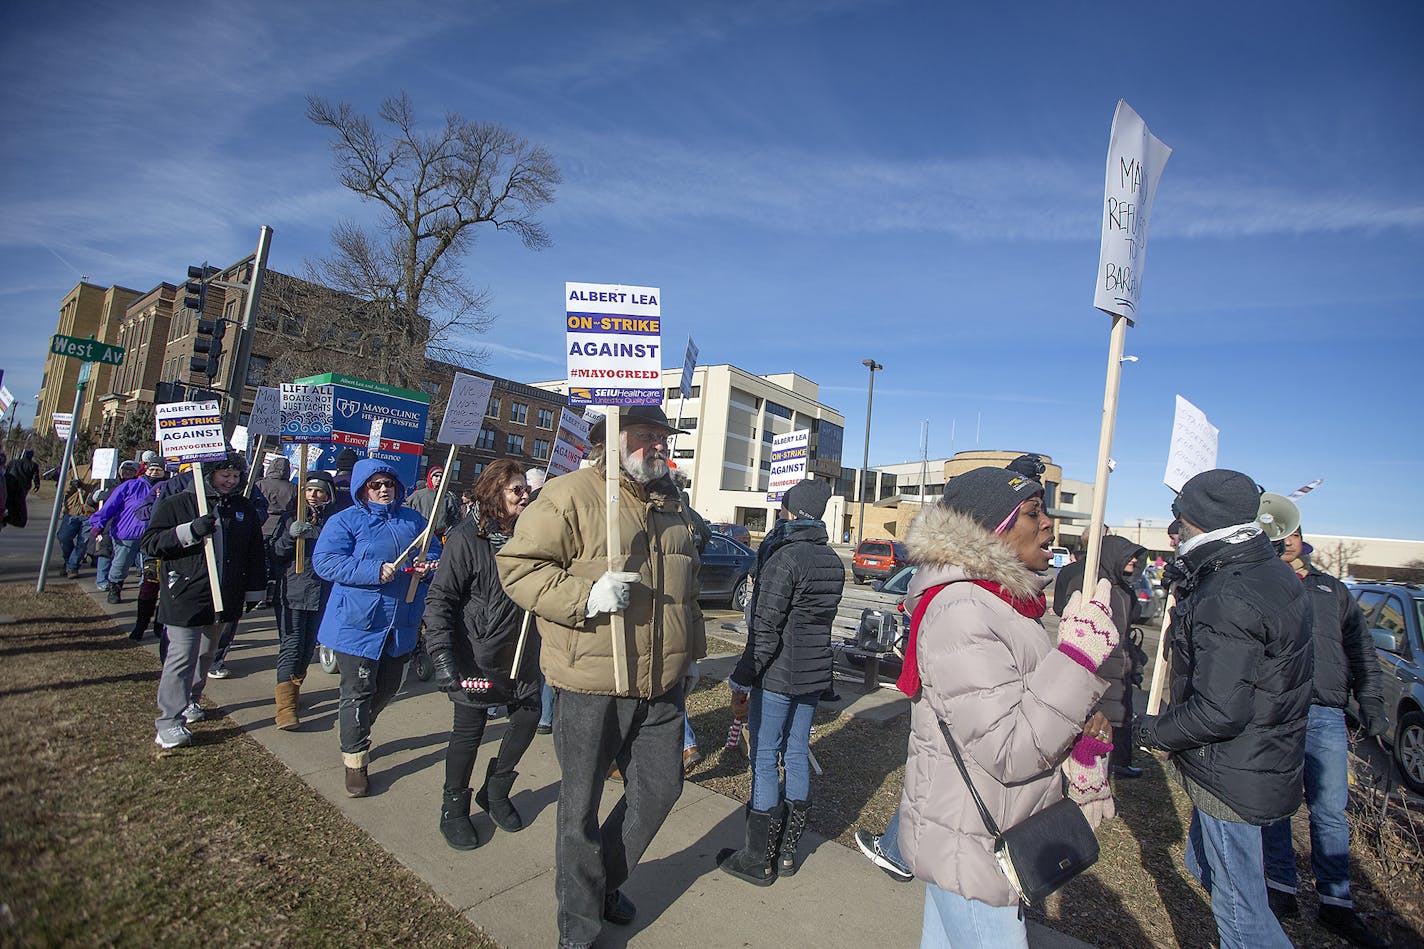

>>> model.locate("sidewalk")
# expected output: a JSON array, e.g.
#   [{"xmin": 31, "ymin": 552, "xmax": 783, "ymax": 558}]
[{"xmin": 8, "ymin": 524, "xmax": 1095, "ymax": 948}]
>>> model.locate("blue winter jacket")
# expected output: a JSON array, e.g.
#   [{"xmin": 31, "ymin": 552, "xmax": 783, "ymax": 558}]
[{"xmin": 313, "ymin": 458, "xmax": 440, "ymax": 660}]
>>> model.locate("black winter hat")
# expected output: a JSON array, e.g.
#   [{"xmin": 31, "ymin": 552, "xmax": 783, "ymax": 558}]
[
  {"xmin": 781, "ymin": 479, "xmax": 832, "ymax": 520},
  {"xmin": 1172, "ymin": 469, "xmax": 1261, "ymax": 532},
  {"xmin": 940, "ymin": 467, "xmax": 1044, "ymax": 534},
  {"xmin": 588, "ymin": 405, "xmax": 686, "ymax": 445},
  {"xmin": 208, "ymin": 454, "xmax": 246, "ymax": 476},
  {"xmin": 334, "ymin": 448, "xmax": 359, "ymax": 473}
]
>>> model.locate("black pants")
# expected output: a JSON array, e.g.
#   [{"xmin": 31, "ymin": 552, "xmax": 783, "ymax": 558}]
[
  {"xmin": 552, "ymin": 684, "xmax": 684, "ymax": 949},
  {"xmin": 335, "ymin": 650, "xmax": 408, "ymax": 754},
  {"xmin": 444, "ymin": 699, "xmax": 540, "ymax": 791},
  {"xmin": 276, "ymin": 608, "xmax": 319, "ymax": 682}
]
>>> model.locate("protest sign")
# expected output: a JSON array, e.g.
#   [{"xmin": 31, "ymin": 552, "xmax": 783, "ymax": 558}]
[
  {"xmin": 547, "ymin": 408, "xmax": 592, "ymax": 478},
  {"xmin": 248, "ymin": 386, "xmax": 281, "ymax": 436},
  {"xmin": 229, "ymin": 424, "xmax": 249, "ymax": 454},
  {"xmin": 155, "ymin": 401, "xmax": 228, "ymax": 463},
  {"xmin": 679, "ymin": 337, "xmax": 699, "ymax": 400},
  {"xmin": 91, "ymin": 448, "xmax": 117, "ymax": 480},
  {"xmin": 280, "ymin": 384, "xmax": 334, "ymax": 444},
  {"xmin": 1288, "ymin": 479, "xmax": 1323, "ymax": 499},
  {"xmin": 367, "ymin": 418, "xmax": 384, "ymax": 451},
  {"xmin": 0, "ymin": 385, "xmax": 14, "ymax": 414},
  {"xmin": 766, "ymin": 430, "xmax": 810, "ymax": 503},
  {"xmin": 436, "ymin": 372, "xmax": 495, "ymax": 445},
  {"xmin": 295, "ymin": 373, "xmax": 430, "ymax": 487},
  {"xmin": 565, "ymin": 282, "xmax": 662, "ymax": 407},
  {"xmin": 53, "ymin": 412, "xmax": 72, "ymax": 440},
  {"xmin": 1094, "ymin": 100, "xmax": 1172, "ymax": 322},
  {"xmin": 1162, "ymin": 395, "xmax": 1219, "ymax": 492}
]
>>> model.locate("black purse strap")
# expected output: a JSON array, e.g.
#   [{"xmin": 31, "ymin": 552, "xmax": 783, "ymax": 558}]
[{"xmin": 937, "ymin": 718, "xmax": 1004, "ymax": 842}]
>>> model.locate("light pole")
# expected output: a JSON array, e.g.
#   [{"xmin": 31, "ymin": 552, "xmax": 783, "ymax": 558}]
[{"xmin": 857, "ymin": 358, "xmax": 882, "ymax": 545}]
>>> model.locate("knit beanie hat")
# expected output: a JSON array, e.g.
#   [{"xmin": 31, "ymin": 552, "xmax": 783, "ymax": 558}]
[
  {"xmin": 782, "ymin": 479, "xmax": 832, "ymax": 520},
  {"xmin": 1172, "ymin": 469, "xmax": 1261, "ymax": 532},
  {"xmin": 940, "ymin": 467, "xmax": 1044, "ymax": 534},
  {"xmin": 141, "ymin": 450, "xmax": 160, "ymax": 465}
]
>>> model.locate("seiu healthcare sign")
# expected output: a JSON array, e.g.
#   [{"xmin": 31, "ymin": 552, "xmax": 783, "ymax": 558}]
[{"xmin": 565, "ymin": 282, "xmax": 662, "ymax": 407}]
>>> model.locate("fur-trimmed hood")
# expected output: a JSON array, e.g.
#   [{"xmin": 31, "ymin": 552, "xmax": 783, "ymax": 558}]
[{"xmin": 905, "ymin": 502, "xmax": 1048, "ymax": 602}]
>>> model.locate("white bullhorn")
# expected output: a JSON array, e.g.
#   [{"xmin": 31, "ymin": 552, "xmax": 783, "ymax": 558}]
[{"xmin": 1255, "ymin": 492, "xmax": 1301, "ymax": 542}]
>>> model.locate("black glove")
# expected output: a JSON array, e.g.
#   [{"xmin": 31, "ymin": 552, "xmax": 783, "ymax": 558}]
[
  {"xmin": 730, "ymin": 662, "xmax": 756, "ymax": 689},
  {"xmin": 1132, "ymin": 714, "xmax": 1160, "ymax": 750},
  {"xmin": 190, "ymin": 514, "xmax": 218, "ymax": 538},
  {"xmin": 430, "ymin": 649, "xmax": 461, "ymax": 693},
  {"xmin": 1360, "ymin": 696, "xmax": 1389, "ymax": 739}
]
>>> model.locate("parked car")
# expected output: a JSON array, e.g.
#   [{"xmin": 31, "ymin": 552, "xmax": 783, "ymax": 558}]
[
  {"xmin": 709, "ymin": 522, "xmax": 752, "ymax": 547},
  {"xmin": 699, "ymin": 534, "xmax": 756, "ymax": 610},
  {"xmin": 852, "ymin": 539, "xmax": 907, "ymax": 584},
  {"xmin": 1350, "ymin": 581, "xmax": 1424, "ymax": 795},
  {"xmin": 1133, "ymin": 572, "xmax": 1165, "ymax": 622}
]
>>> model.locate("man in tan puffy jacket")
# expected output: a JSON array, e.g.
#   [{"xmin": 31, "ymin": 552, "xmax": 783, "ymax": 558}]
[{"xmin": 497, "ymin": 405, "xmax": 704, "ymax": 949}]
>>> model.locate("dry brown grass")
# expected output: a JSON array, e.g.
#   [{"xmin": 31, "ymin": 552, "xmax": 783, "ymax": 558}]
[
  {"xmin": 0, "ymin": 582, "xmax": 498, "ymax": 947},
  {"xmin": 683, "ymin": 680, "xmax": 1424, "ymax": 948}
]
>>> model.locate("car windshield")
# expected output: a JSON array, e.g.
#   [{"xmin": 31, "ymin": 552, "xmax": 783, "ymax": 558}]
[
  {"xmin": 859, "ymin": 542, "xmax": 891, "ymax": 556},
  {"xmin": 881, "ymin": 565, "xmax": 917, "ymax": 595},
  {"xmin": 1416, "ymin": 597, "xmax": 1424, "ymax": 636}
]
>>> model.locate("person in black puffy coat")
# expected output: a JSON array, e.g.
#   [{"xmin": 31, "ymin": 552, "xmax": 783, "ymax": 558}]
[
  {"xmin": 719, "ymin": 478, "xmax": 844, "ymax": 885},
  {"xmin": 423, "ymin": 459, "xmax": 541, "ymax": 851}
]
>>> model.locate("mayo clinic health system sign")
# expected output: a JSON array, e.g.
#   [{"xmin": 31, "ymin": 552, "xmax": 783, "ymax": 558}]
[
  {"xmin": 565, "ymin": 282, "xmax": 662, "ymax": 407},
  {"xmin": 291, "ymin": 373, "xmax": 431, "ymax": 488}
]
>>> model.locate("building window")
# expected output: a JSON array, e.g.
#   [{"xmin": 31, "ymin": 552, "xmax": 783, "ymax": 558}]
[
  {"xmin": 674, "ymin": 449, "xmax": 694, "ymax": 459},
  {"xmin": 765, "ymin": 400, "xmax": 792, "ymax": 420},
  {"xmin": 282, "ymin": 312, "xmax": 305, "ymax": 337},
  {"xmin": 476, "ymin": 428, "xmax": 497, "ymax": 451},
  {"xmin": 537, "ymin": 407, "xmax": 554, "ymax": 429},
  {"xmin": 422, "ymin": 381, "xmax": 440, "ymax": 398},
  {"xmin": 510, "ymin": 401, "xmax": 527, "ymax": 424},
  {"xmin": 246, "ymin": 354, "xmax": 269, "ymax": 387},
  {"xmin": 506, "ymin": 433, "xmax": 524, "ymax": 455},
  {"xmin": 762, "ymin": 428, "xmax": 774, "ymax": 443},
  {"xmin": 486, "ymin": 397, "xmax": 500, "ymax": 418},
  {"xmin": 1061, "ymin": 491, "xmax": 1076, "ymax": 505},
  {"xmin": 533, "ymin": 438, "xmax": 551, "ymax": 460},
  {"xmin": 223, "ymin": 298, "xmax": 238, "ymax": 321},
  {"xmin": 667, "ymin": 385, "xmax": 701, "ymax": 398},
  {"xmin": 472, "ymin": 461, "xmax": 486, "ymax": 479}
]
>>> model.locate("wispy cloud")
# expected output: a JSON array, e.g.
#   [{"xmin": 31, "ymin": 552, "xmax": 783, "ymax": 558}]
[
  {"xmin": 478, "ymin": 339, "xmax": 566, "ymax": 365},
  {"xmin": 818, "ymin": 383, "xmax": 1091, "ymax": 407}
]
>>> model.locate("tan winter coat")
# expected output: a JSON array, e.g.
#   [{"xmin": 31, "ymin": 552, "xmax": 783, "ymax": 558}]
[
  {"xmin": 496, "ymin": 462, "xmax": 705, "ymax": 699},
  {"xmin": 898, "ymin": 504, "xmax": 1105, "ymax": 907}
]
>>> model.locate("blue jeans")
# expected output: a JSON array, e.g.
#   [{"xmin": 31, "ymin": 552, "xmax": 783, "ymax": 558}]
[
  {"xmin": 1186, "ymin": 809, "xmax": 1292, "ymax": 948},
  {"xmin": 748, "ymin": 688, "xmax": 817, "ymax": 811},
  {"xmin": 540, "ymin": 680, "xmax": 555, "ymax": 727},
  {"xmin": 683, "ymin": 714, "xmax": 697, "ymax": 751},
  {"xmin": 882, "ymin": 802, "xmax": 905, "ymax": 865},
  {"xmin": 276, "ymin": 608, "xmax": 319, "ymax": 682},
  {"xmin": 1262, "ymin": 704, "xmax": 1353, "ymax": 907},
  {"xmin": 920, "ymin": 884, "xmax": 1027, "ymax": 949},
  {"xmin": 57, "ymin": 515, "xmax": 87, "ymax": 572},
  {"xmin": 108, "ymin": 537, "xmax": 142, "ymax": 587}
]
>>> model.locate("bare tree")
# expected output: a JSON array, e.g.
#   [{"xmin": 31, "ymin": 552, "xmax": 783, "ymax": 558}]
[
  {"xmin": 1313, "ymin": 539, "xmax": 1365, "ymax": 577},
  {"xmin": 300, "ymin": 93, "xmax": 561, "ymax": 389}
]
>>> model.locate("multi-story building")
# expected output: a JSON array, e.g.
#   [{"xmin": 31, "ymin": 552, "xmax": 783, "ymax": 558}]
[
  {"xmin": 94, "ymin": 283, "xmax": 178, "ymax": 439},
  {"xmin": 36, "ymin": 281, "xmax": 142, "ymax": 434}
]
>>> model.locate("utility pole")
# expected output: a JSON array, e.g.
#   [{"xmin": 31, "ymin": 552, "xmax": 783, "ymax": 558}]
[
  {"xmin": 856, "ymin": 358, "xmax": 882, "ymax": 545},
  {"xmin": 216, "ymin": 225, "xmax": 273, "ymax": 435},
  {"xmin": 919, "ymin": 419, "xmax": 929, "ymax": 504},
  {"xmin": 37, "ymin": 363, "xmax": 90, "ymax": 592}
]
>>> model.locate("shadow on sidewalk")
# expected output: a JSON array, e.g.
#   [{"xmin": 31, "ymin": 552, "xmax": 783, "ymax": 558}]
[{"xmin": 0, "ymin": 669, "xmax": 160, "ymax": 699}]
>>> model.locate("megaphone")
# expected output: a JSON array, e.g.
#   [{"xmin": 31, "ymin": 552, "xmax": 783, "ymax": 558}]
[{"xmin": 1255, "ymin": 493, "xmax": 1300, "ymax": 542}]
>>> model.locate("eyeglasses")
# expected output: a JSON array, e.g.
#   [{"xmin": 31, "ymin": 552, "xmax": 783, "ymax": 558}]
[
  {"xmin": 626, "ymin": 430, "xmax": 669, "ymax": 445},
  {"xmin": 505, "ymin": 485, "xmax": 531, "ymax": 496},
  {"xmin": 366, "ymin": 479, "xmax": 399, "ymax": 491}
]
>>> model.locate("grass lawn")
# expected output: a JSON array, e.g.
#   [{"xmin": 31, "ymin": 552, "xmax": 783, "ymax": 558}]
[
  {"xmin": 0, "ymin": 582, "xmax": 498, "ymax": 947},
  {"xmin": 684, "ymin": 679, "xmax": 1424, "ymax": 948}
]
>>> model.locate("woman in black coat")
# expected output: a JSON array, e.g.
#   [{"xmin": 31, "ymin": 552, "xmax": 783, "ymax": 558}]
[
  {"xmin": 140, "ymin": 455, "xmax": 266, "ymax": 749},
  {"xmin": 423, "ymin": 459, "xmax": 540, "ymax": 850},
  {"xmin": 268, "ymin": 470, "xmax": 337, "ymax": 730}
]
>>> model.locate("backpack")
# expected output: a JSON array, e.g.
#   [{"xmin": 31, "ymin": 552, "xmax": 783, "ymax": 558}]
[{"xmin": 4, "ymin": 471, "xmax": 27, "ymax": 527}]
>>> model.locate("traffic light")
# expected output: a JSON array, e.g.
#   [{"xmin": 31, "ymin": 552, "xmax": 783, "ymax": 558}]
[
  {"xmin": 189, "ymin": 317, "xmax": 227, "ymax": 380},
  {"xmin": 183, "ymin": 264, "xmax": 217, "ymax": 311},
  {"xmin": 154, "ymin": 380, "xmax": 187, "ymax": 404}
]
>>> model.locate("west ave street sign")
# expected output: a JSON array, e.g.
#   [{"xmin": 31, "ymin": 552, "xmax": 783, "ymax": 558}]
[{"xmin": 51, "ymin": 333, "xmax": 125, "ymax": 366}]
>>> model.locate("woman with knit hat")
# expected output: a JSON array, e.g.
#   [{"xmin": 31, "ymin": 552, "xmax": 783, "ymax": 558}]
[
  {"xmin": 268, "ymin": 470, "xmax": 338, "ymax": 729},
  {"xmin": 896, "ymin": 467, "xmax": 1118, "ymax": 947}
]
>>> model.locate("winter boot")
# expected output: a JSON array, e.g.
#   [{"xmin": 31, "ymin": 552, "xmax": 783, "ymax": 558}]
[
  {"xmin": 342, "ymin": 751, "xmax": 369, "ymax": 798},
  {"xmin": 778, "ymin": 799, "xmax": 812, "ymax": 876},
  {"xmin": 476, "ymin": 758, "xmax": 524, "ymax": 832},
  {"xmin": 274, "ymin": 680, "xmax": 300, "ymax": 730},
  {"xmin": 716, "ymin": 807, "xmax": 783, "ymax": 886},
  {"xmin": 439, "ymin": 788, "xmax": 483, "ymax": 850},
  {"xmin": 107, "ymin": 582, "xmax": 123, "ymax": 605},
  {"xmin": 129, "ymin": 596, "xmax": 158, "ymax": 641}
]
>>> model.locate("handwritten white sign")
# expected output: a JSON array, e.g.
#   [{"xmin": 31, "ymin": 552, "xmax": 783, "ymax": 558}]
[
  {"xmin": 248, "ymin": 386, "xmax": 281, "ymax": 436},
  {"xmin": 1163, "ymin": 395, "xmax": 1219, "ymax": 493},
  {"xmin": 436, "ymin": 372, "xmax": 496, "ymax": 445},
  {"xmin": 91, "ymin": 447, "xmax": 118, "ymax": 480},
  {"xmin": 367, "ymin": 418, "xmax": 384, "ymax": 451},
  {"xmin": 766, "ymin": 430, "xmax": 810, "ymax": 503},
  {"xmin": 229, "ymin": 424, "xmax": 249, "ymax": 454},
  {"xmin": 547, "ymin": 408, "xmax": 593, "ymax": 478},
  {"xmin": 1094, "ymin": 100, "xmax": 1172, "ymax": 322}
]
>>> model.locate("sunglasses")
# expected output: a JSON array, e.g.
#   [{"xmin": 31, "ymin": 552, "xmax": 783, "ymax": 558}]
[
  {"xmin": 367, "ymin": 479, "xmax": 399, "ymax": 491},
  {"xmin": 505, "ymin": 485, "xmax": 531, "ymax": 496}
]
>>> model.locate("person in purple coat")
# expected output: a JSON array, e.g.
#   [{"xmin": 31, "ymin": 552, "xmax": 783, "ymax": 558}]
[{"xmin": 89, "ymin": 458, "xmax": 166, "ymax": 602}]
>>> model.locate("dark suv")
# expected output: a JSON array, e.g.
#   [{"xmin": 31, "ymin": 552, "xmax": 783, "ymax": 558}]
[
  {"xmin": 852, "ymin": 539, "xmax": 906, "ymax": 584},
  {"xmin": 1351, "ymin": 582, "xmax": 1424, "ymax": 794}
]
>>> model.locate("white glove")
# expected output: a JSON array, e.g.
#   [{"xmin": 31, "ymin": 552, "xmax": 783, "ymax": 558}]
[{"xmin": 586, "ymin": 571, "xmax": 641, "ymax": 617}]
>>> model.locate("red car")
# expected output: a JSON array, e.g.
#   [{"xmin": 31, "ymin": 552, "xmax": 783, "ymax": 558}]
[{"xmin": 852, "ymin": 539, "xmax": 906, "ymax": 584}]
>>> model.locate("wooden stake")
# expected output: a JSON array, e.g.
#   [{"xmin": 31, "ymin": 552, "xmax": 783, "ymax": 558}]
[
  {"xmin": 294, "ymin": 443, "xmax": 309, "ymax": 574},
  {"xmin": 243, "ymin": 435, "xmax": 265, "ymax": 499},
  {"xmin": 1146, "ymin": 592, "xmax": 1175, "ymax": 715},
  {"xmin": 511, "ymin": 610, "xmax": 533, "ymax": 679},
  {"xmin": 192, "ymin": 462, "xmax": 225, "ymax": 615},
  {"xmin": 1080, "ymin": 314, "xmax": 1128, "ymax": 598},
  {"xmin": 405, "ymin": 444, "xmax": 457, "ymax": 603},
  {"xmin": 604, "ymin": 409, "xmax": 629, "ymax": 694}
]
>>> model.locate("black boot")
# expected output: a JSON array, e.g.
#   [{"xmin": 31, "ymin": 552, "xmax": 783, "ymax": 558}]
[
  {"xmin": 129, "ymin": 596, "xmax": 158, "ymax": 641},
  {"xmin": 778, "ymin": 799, "xmax": 811, "ymax": 876},
  {"xmin": 716, "ymin": 807, "xmax": 783, "ymax": 886},
  {"xmin": 1318, "ymin": 904, "xmax": 1389, "ymax": 948},
  {"xmin": 439, "ymin": 788, "xmax": 482, "ymax": 850},
  {"xmin": 107, "ymin": 582, "xmax": 123, "ymax": 605},
  {"xmin": 475, "ymin": 758, "xmax": 523, "ymax": 832}
]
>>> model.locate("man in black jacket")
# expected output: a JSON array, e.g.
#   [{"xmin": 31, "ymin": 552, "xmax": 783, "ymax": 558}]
[
  {"xmin": 1136, "ymin": 469, "xmax": 1312, "ymax": 949},
  {"xmin": 719, "ymin": 478, "xmax": 844, "ymax": 884},
  {"xmin": 141, "ymin": 455, "xmax": 266, "ymax": 749},
  {"xmin": 1261, "ymin": 525, "xmax": 1387, "ymax": 947}
]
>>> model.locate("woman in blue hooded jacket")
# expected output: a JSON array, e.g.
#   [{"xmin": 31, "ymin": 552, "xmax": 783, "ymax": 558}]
[{"xmin": 313, "ymin": 458, "xmax": 440, "ymax": 798}]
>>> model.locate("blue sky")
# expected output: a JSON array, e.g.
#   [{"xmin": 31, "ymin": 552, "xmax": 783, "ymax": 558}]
[{"xmin": 2, "ymin": 1, "xmax": 1421, "ymax": 538}]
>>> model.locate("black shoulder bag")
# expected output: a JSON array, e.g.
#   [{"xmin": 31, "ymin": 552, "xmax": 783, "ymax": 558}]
[{"xmin": 936, "ymin": 719, "xmax": 1099, "ymax": 907}]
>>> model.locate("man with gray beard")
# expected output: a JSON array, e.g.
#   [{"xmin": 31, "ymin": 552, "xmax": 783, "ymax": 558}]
[{"xmin": 497, "ymin": 405, "xmax": 705, "ymax": 949}]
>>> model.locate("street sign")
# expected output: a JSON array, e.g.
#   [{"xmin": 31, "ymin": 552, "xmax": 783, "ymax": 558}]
[
  {"xmin": 50, "ymin": 333, "xmax": 125, "ymax": 366},
  {"xmin": 78, "ymin": 362, "xmax": 93, "ymax": 384}
]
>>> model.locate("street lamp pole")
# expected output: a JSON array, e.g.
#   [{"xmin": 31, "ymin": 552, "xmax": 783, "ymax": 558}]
[{"xmin": 857, "ymin": 358, "xmax": 882, "ymax": 545}]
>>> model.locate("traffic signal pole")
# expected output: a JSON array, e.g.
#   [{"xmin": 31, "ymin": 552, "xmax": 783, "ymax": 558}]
[{"xmin": 223, "ymin": 225, "xmax": 272, "ymax": 437}]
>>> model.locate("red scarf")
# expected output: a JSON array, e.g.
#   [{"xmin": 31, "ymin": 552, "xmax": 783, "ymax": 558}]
[{"xmin": 895, "ymin": 580, "xmax": 1046, "ymax": 698}]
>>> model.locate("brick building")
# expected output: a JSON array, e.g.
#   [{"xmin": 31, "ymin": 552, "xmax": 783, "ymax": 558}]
[{"xmin": 36, "ymin": 281, "xmax": 141, "ymax": 435}]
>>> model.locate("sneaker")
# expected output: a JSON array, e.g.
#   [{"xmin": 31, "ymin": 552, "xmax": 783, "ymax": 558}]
[
  {"xmin": 854, "ymin": 828, "xmax": 913, "ymax": 882},
  {"xmin": 536, "ymin": 722, "xmax": 553, "ymax": 735},
  {"xmin": 182, "ymin": 703, "xmax": 206, "ymax": 724},
  {"xmin": 207, "ymin": 664, "xmax": 230, "ymax": 679},
  {"xmin": 1267, "ymin": 888, "xmax": 1299, "ymax": 921},
  {"xmin": 66, "ymin": 570, "xmax": 80, "ymax": 579},
  {"xmin": 154, "ymin": 725, "xmax": 193, "ymax": 749}
]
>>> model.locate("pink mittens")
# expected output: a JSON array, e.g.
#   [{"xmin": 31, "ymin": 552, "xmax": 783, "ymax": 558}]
[
  {"xmin": 1056, "ymin": 578, "xmax": 1118, "ymax": 673},
  {"xmin": 1065, "ymin": 733, "xmax": 1115, "ymax": 829}
]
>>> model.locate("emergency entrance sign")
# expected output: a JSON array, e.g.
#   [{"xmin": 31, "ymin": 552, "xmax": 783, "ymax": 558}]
[
  {"xmin": 155, "ymin": 401, "xmax": 227, "ymax": 462},
  {"xmin": 565, "ymin": 282, "xmax": 662, "ymax": 406}
]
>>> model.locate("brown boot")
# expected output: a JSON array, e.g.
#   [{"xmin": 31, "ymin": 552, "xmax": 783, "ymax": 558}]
[
  {"xmin": 274, "ymin": 680, "xmax": 299, "ymax": 730},
  {"xmin": 343, "ymin": 751, "xmax": 369, "ymax": 797}
]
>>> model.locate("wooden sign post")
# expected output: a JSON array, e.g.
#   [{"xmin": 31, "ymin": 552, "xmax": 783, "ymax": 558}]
[
  {"xmin": 190, "ymin": 461, "xmax": 225, "ymax": 615},
  {"xmin": 294, "ymin": 443, "xmax": 310, "ymax": 574},
  {"xmin": 604, "ymin": 407, "xmax": 629, "ymax": 694},
  {"xmin": 404, "ymin": 443, "xmax": 457, "ymax": 602}
]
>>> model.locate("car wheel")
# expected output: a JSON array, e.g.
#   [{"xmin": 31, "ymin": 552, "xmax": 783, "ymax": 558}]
[
  {"xmin": 732, "ymin": 576, "xmax": 751, "ymax": 612},
  {"xmin": 1394, "ymin": 709, "xmax": 1424, "ymax": 796},
  {"xmin": 318, "ymin": 645, "xmax": 338, "ymax": 674}
]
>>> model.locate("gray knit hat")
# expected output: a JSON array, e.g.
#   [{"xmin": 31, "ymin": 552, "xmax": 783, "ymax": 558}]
[
  {"xmin": 1172, "ymin": 469, "xmax": 1261, "ymax": 532},
  {"xmin": 782, "ymin": 479, "xmax": 832, "ymax": 520},
  {"xmin": 940, "ymin": 467, "xmax": 1044, "ymax": 534}
]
